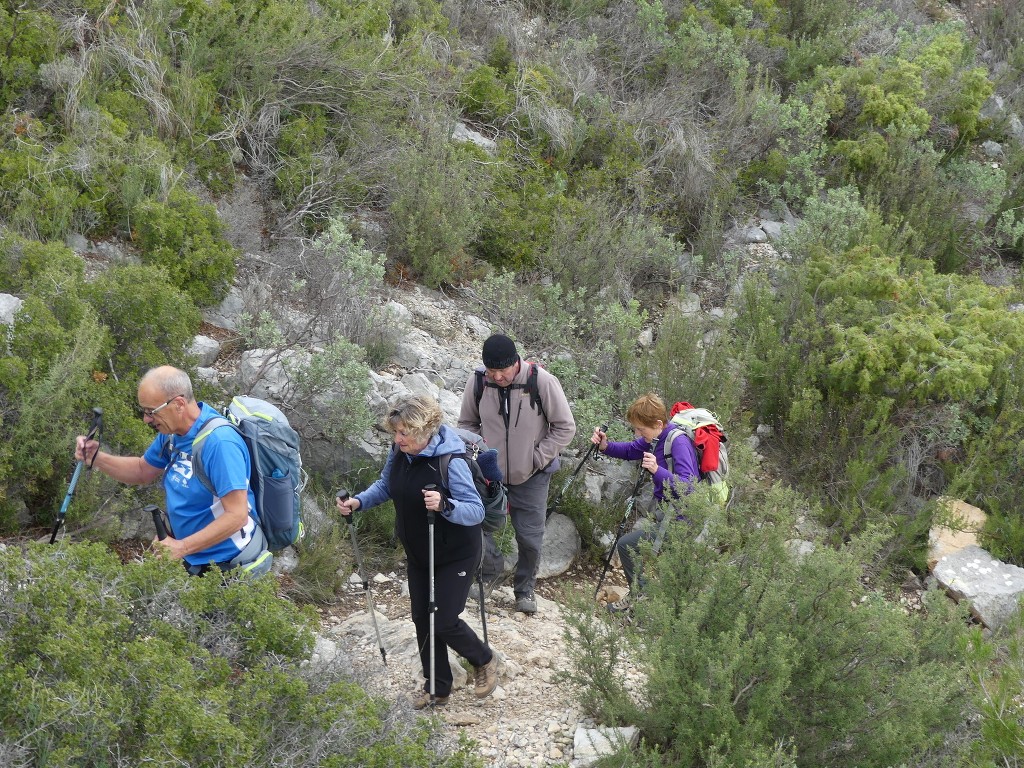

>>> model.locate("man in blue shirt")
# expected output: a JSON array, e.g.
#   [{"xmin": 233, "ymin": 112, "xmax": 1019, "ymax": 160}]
[{"xmin": 75, "ymin": 366, "xmax": 271, "ymax": 576}]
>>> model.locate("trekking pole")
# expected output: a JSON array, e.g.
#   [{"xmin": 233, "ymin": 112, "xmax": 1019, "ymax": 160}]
[
  {"xmin": 546, "ymin": 423, "xmax": 608, "ymax": 520},
  {"xmin": 50, "ymin": 407, "xmax": 104, "ymax": 544},
  {"xmin": 594, "ymin": 465, "xmax": 648, "ymax": 600},
  {"xmin": 336, "ymin": 490, "xmax": 387, "ymax": 666},
  {"xmin": 476, "ymin": 557, "xmax": 489, "ymax": 647},
  {"xmin": 424, "ymin": 483, "xmax": 439, "ymax": 706},
  {"xmin": 145, "ymin": 504, "xmax": 171, "ymax": 540}
]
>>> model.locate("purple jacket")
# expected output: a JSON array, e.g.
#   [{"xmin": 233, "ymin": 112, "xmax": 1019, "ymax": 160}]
[{"xmin": 603, "ymin": 425, "xmax": 699, "ymax": 501}]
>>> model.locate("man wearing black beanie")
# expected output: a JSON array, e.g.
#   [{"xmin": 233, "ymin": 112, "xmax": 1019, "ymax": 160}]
[{"xmin": 459, "ymin": 334, "xmax": 576, "ymax": 614}]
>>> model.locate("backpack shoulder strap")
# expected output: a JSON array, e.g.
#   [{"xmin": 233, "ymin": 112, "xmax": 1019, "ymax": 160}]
[
  {"xmin": 662, "ymin": 427, "xmax": 686, "ymax": 475},
  {"xmin": 437, "ymin": 451, "xmax": 471, "ymax": 492},
  {"xmin": 474, "ymin": 369, "xmax": 486, "ymax": 409},
  {"xmin": 190, "ymin": 415, "xmax": 237, "ymax": 495},
  {"xmin": 438, "ymin": 452, "xmax": 451, "ymax": 490},
  {"xmin": 525, "ymin": 362, "xmax": 546, "ymax": 420}
]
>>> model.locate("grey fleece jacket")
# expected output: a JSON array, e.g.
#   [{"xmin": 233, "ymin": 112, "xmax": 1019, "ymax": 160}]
[{"xmin": 458, "ymin": 361, "xmax": 576, "ymax": 486}]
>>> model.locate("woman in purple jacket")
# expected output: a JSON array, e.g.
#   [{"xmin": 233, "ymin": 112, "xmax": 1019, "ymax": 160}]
[{"xmin": 591, "ymin": 393, "xmax": 699, "ymax": 609}]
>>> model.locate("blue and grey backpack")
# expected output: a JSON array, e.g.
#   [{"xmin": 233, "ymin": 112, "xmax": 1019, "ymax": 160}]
[{"xmin": 190, "ymin": 396, "xmax": 306, "ymax": 551}]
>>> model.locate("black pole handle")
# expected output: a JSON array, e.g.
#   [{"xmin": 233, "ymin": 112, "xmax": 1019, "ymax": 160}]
[
  {"xmin": 145, "ymin": 504, "xmax": 169, "ymax": 540},
  {"xmin": 336, "ymin": 489, "xmax": 354, "ymax": 521},
  {"xmin": 87, "ymin": 407, "xmax": 104, "ymax": 436},
  {"xmin": 84, "ymin": 407, "xmax": 104, "ymax": 467},
  {"xmin": 423, "ymin": 483, "xmax": 438, "ymax": 523}
]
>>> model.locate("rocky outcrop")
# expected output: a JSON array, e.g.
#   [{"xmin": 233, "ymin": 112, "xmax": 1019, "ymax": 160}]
[
  {"xmin": 933, "ymin": 546, "xmax": 1024, "ymax": 631},
  {"xmin": 928, "ymin": 498, "xmax": 1024, "ymax": 631}
]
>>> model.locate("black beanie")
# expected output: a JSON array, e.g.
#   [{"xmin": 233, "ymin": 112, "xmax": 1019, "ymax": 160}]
[{"xmin": 482, "ymin": 334, "xmax": 519, "ymax": 369}]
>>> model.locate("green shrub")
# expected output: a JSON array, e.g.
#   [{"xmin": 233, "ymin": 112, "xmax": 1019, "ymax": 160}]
[
  {"xmin": 84, "ymin": 263, "xmax": 202, "ymax": 377},
  {"xmin": 0, "ymin": 133, "xmax": 83, "ymax": 242},
  {"xmin": 275, "ymin": 109, "xmax": 332, "ymax": 222},
  {"xmin": 474, "ymin": 151, "xmax": 567, "ymax": 270},
  {"xmin": 387, "ymin": 132, "xmax": 492, "ymax": 288},
  {"xmin": 134, "ymin": 188, "xmax": 237, "ymax": 306},
  {"xmin": 286, "ymin": 337, "xmax": 376, "ymax": 445},
  {"xmin": 951, "ymin": 362, "xmax": 1024, "ymax": 564},
  {"xmin": 298, "ymin": 216, "xmax": 388, "ymax": 349},
  {"xmin": 734, "ymin": 189, "xmax": 1024, "ymax": 550},
  {"xmin": 459, "ymin": 65, "xmax": 515, "ymax": 123},
  {"xmin": 964, "ymin": 611, "xmax": 1024, "ymax": 766},
  {"xmin": 640, "ymin": 304, "xmax": 743, "ymax": 423},
  {"xmin": 563, "ymin": 484, "xmax": 972, "ymax": 767},
  {"xmin": 534, "ymin": 193, "xmax": 681, "ymax": 302},
  {"xmin": 0, "ymin": 6, "xmax": 61, "ymax": 111},
  {"xmin": 0, "ymin": 312, "xmax": 105, "ymax": 529},
  {"xmin": 0, "ymin": 542, "xmax": 479, "ymax": 767}
]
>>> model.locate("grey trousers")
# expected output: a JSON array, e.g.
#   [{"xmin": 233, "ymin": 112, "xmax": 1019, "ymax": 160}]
[
  {"xmin": 480, "ymin": 470, "xmax": 552, "ymax": 598},
  {"xmin": 616, "ymin": 491, "xmax": 666, "ymax": 592}
]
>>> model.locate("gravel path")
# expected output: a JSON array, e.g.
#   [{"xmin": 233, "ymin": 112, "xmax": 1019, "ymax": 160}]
[{"xmin": 319, "ymin": 565, "xmax": 636, "ymax": 767}]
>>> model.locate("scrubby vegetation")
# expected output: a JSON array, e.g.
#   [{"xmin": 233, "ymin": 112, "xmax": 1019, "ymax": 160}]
[
  {"xmin": 3, "ymin": 0, "xmax": 1024, "ymax": 763},
  {"xmin": 0, "ymin": 543, "xmax": 480, "ymax": 767}
]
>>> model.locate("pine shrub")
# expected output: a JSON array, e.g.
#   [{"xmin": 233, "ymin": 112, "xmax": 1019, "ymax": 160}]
[
  {"xmin": 0, "ymin": 542, "xmax": 481, "ymax": 767},
  {"xmin": 564, "ymin": 484, "xmax": 972, "ymax": 767}
]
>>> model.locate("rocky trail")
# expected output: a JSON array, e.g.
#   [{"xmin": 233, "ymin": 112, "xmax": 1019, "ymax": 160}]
[{"xmin": 317, "ymin": 558, "xmax": 641, "ymax": 768}]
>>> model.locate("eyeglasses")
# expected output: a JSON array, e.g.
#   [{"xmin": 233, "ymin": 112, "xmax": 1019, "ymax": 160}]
[{"xmin": 140, "ymin": 395, "xmax": 182, "ymax": 418}]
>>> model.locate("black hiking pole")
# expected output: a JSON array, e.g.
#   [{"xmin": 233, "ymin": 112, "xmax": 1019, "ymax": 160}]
[
  {"xmin": 424, "ymin": 484, "xmax": 440, "ymax": 706},
  {"xmin": 546, "ymin": 423, "xmax": 608, "ymax": 520},
  {"xmin": 145, "ymin": 504, "xmax": 171, "ymax": 540},
  {"xmin": 476, "ymin": 558, "xmax": 489, "ymax": 647},
  {"xmin": 50, "ymin": 407, "xmax": 103, "ymax": 544},
  {"xmin": 337, "ymin": 490, "xmax": 387, "ymax": 666},
  {"xmin": 594, "ymin": 466, "xmax": 648, "ymax": 600}
]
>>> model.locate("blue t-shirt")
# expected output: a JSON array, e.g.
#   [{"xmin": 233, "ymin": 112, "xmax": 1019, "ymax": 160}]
[{"xmin": 143, "ymin": 402, "xmax": 258, "ymax": 566}]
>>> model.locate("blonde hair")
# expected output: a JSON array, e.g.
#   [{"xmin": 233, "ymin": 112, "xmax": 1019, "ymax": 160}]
[
  {"xmin": 385, "ymin": 394, "xmax": 443, "ymax": 442},
  {"xmin": 626, "ymin": 393, "xmax": 668, "ymax": 428}
]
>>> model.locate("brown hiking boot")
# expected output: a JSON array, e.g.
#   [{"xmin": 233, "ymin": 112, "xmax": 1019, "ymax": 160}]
[
  {"xmin": 408, "ymin": 689, "xmax": 449, "ymax": 710},
  {"xmin": 473, "ymin": 655, "xmax": 498, "ymax": 699}
]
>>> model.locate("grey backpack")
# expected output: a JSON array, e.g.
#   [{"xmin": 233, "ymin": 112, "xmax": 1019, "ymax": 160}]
[
  {"xmin": 191, "ymin": 396, "xmax": 306, "ymax": 550},
  {"xmin": 439, "ymin": 428, "xmax": 509, "ymax": 533}
]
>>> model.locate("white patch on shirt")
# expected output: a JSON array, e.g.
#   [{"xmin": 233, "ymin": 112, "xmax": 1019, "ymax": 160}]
[{"xmin": 170, "ymin": 451, "xmax": 193, "ymax": 482}]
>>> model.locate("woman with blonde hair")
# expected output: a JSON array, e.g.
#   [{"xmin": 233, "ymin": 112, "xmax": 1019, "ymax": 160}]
[{"xmin": 337, "ymin": 394, "xmax": 498, "ymax": 708}]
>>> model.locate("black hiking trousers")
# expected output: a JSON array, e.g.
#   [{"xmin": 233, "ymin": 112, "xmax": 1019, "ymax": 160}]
[{"xmin": 407, "ymin": 546, "xmax": 492, "ymax": 698}]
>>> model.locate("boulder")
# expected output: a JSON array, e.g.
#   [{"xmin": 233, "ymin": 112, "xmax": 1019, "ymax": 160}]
[
  {"xmin": 190, "ymin": 334, "xmax": 222, "ymax": 367},
  {"xmin": 0, "ymin": 293, "xmax": 24, "ymax": 325},
  {"xmin": 491, "ymin": 512, "xmax": 582, "ymax": 580},
  {"xmin": 933, "ymin": 545, "xmax": 1024, "ymax": 630},
  {"xmin": 572, "ymin": 726, "xmax": 640, "ymax": 767}
]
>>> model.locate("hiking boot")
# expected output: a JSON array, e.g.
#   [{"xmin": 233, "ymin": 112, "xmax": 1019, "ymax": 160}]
[
  {"xmin": 473, "ymin": 655, "xmax": 499, "ymax": 699},
  {"xmin": 607, "ymin": 596, "xmax": 632, "ymax": 614},
  {"xmin": 468, "ymin": 572, "xmax": 507, "ymax": 602},
  {"xmin": 408, "ymin": 689, "xmax": 449, "ymax": 710},
  {"xmin": 515, "ymin": 592, "xmax": 537, "ymax": 614}
]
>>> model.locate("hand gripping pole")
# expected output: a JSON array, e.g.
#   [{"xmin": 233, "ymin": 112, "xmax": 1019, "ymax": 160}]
[{"xmin": 50, "ymin": 408, "xmax": 103, "ymax": 544}]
